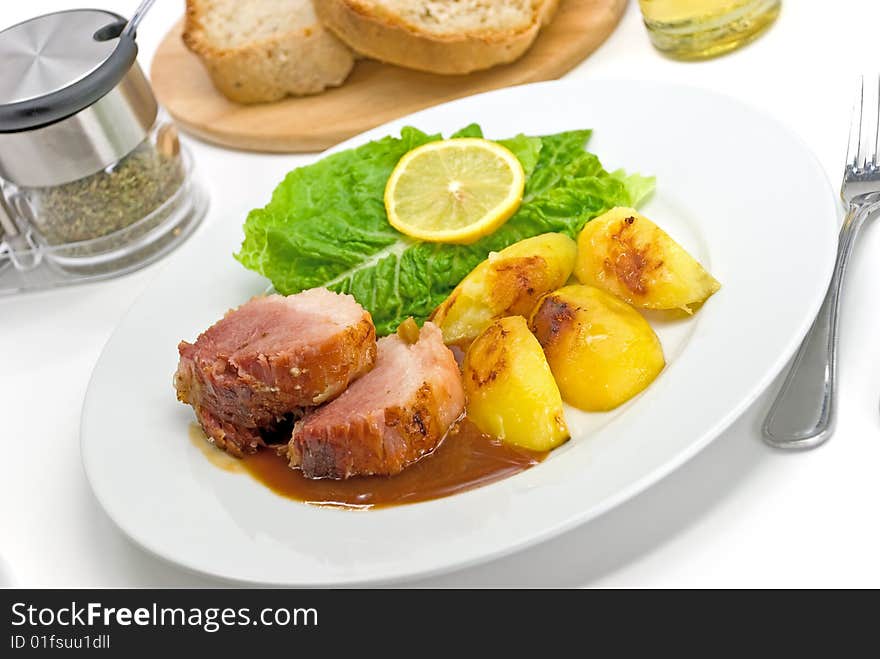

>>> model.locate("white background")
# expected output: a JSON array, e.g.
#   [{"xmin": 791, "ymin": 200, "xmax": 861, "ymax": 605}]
[{"xmin": 2, "ymin": 0, "xmax": 879, "ymax": 588}]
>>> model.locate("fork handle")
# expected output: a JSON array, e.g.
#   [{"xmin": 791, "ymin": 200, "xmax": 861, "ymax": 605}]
[{"xmin": 762, "ymin": 201, "xmax": 875, "ymax": 449}]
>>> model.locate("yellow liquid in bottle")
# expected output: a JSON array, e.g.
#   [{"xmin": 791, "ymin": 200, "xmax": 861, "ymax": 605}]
[{"xmin": 639, "ymin": 0, "xmax": 781, "ymax": 59}]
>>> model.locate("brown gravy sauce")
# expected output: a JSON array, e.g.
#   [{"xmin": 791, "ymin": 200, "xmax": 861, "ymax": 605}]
[{"xmin": 192, "ymin": 421, "xmax": 546, "ymax": 509}]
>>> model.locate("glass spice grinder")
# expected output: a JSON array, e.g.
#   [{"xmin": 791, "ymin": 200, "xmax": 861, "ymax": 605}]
[{"xmin": 0, "ymin": 8, "xmax": 207, "ymax": 293}]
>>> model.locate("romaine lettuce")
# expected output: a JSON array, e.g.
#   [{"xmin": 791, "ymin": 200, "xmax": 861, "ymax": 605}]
[{"xmin": 236, "ymin": 125, "xmax": 654, "ymax": 335}]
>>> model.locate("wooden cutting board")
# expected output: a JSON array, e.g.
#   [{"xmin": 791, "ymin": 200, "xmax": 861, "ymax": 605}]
[{"xmin": 150, "ymin": 0, "xmax": 627, "ymax": 153}]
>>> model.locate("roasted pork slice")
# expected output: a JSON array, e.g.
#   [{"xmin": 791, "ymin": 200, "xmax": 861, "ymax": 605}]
[
  {"xmin": 175, "ymin": 289, "xmax": 377, "ymax": 457},
  {"xmin": 288, "ymin": 321, "xmax": 466, "ymax": 479}
]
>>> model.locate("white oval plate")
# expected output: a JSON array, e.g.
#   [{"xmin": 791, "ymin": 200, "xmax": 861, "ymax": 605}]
[{"xmin": 82, "ymin": 80, "xmax": 838, "ymax": 585}]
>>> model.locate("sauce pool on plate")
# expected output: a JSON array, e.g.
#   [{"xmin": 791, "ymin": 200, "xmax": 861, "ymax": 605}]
[{"xmin": 191, "ymin": 420, "xmax": 546, "ymax": 509}]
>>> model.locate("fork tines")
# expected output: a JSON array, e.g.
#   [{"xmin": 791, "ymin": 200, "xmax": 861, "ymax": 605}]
[{"xmin": 847, "ymin": 74, "xmax": 880, "ymax": 173}]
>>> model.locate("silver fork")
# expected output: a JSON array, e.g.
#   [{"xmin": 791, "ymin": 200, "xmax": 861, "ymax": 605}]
[{"xmin": 763, "ymin": 75, "xmax": 880, "ymax": 450}]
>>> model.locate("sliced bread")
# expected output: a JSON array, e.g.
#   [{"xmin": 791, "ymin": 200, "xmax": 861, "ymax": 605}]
[
  {"xmin": 314, "ymin": 0, "xmax": 560, "ymax": 75},
  {"xmin": 183, "ymin": 0, "xmax": 356, "ymax": 104}
]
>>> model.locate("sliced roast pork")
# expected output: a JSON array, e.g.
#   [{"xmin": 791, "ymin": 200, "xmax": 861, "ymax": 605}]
[
  {"xmin": 288, "ymin": 321, "xmax": 466, "ymax": 479},
  {"xmin": 175, "ymin": 289, "xmax": 376, "ymax": 457}
]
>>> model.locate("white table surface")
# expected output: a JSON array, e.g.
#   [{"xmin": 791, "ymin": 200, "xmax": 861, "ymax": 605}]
[{"xmin": 2, "ymin": 0, "xmax": 880, "ymax": 588}]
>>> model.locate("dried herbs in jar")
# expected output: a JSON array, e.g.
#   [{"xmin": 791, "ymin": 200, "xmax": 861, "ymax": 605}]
[{"xmin": 26, "ymin": 130, "xmax": 183, "ymax": 246}]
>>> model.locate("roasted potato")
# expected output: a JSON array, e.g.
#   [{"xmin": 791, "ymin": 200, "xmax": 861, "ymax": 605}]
[
  {"xmin": 530, "ymin": 285, "xmax": 665, "ymax": 411},
  {"xmin": 463, "ymin": 316, "xmax": 569, "ymax": 451},
  {"xmin": 574, "ymin": 207, "xmax": 720, "ymax": 312},
  {"xmin": 432, "ymin": 233, "xmax": 577, "ymax": 346}
]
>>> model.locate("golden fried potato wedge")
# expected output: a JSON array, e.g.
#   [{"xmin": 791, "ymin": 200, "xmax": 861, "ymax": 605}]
[
  {"xmin": 432, "ymin": 233, "xmax": 577, "ymax": 346},
  {"xmin": 530, "ymin": 285, "xmax": 665, "ymax": 411},
  {"xmin": 463, "ymin": 316, "xmax": 569, "ymax": 451},
  {"xmin": 574, "ymin": 207, "xmax": 720, "ymax": 312}
]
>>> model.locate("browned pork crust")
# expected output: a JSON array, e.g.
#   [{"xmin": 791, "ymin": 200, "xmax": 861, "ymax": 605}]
[
  {"xmin": 175, "ymin": 289, "xmax": 376, "ymax": 456},
  {"xmin": 288, "ymin": 322, "xmax": 465, "ymax": 478}
]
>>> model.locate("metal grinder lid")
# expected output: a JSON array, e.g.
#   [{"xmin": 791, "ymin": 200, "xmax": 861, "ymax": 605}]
[{"xmin": 0, "ymin": 9, "xmax": 138, "ymax": 133}]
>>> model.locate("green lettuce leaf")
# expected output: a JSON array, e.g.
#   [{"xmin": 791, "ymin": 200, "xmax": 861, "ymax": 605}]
[
  {"xmin": 235, "ymin": 125, "xmax": 654, "ymax": 335},
  {"xmin": 611, "ymin": 169, "xmax": 656, "ymax": 208}
]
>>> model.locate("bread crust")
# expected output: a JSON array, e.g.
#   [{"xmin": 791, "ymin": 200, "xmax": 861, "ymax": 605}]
[
  {"xmin": 183, "ymin": 1, "xmax": 355, "ymax": 104},
  {"xmin": 315, "ymin": 0, "xmax": 560, "ymax": 75}
]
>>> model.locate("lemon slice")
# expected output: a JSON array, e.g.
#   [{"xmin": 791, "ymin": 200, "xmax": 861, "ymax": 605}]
[{"xmin": 384, "ymin": 138, "xmax": 525, "ymax": 244}]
